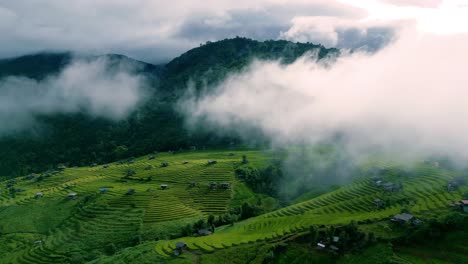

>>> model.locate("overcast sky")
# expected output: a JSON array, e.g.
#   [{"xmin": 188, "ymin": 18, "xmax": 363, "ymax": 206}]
[{"xmin": 1, "ymin": 0, "xmax": 464, "ymax": 63}]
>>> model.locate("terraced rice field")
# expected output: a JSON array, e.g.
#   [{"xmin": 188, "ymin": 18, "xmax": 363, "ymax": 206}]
[
  {"xmin": 0, "ymin": 150, "xmax": 270, "ymax": 263},
  {"xmin": 154, "ymin": 162, "xmax": 467, "ymax": 258}
]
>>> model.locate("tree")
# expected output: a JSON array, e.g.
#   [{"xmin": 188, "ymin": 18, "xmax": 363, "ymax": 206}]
[
  {"xmin": 207, "ymin": 214, "xmax": 215, "ymax": 226},
  {"xmin": 328, "ymin": 226, "xmax": 336, "ymax": 242},
  {"xmin": 309, "ymin": 225, "xmax": 318, "ymax": 244},
  {"xmin": 193, "ymin": 219, "xmax": 206, "ymax": 231},
  {"xmin": 463, "ymin": 191, "xmax": 468, "ymax": 199},
  {"xmin": 181, "ymin": 224, "xmax": 192, "ymax": 236},
  {"xmin": 242, "ymin": 155, "xmax": 248, "ymax": 164},
  {"xmin": 113, "ymin": 145, "xmax": 128, "ymax": 159},
  {"xmin": 240, "ymin": 202, "xmax": 261, "ymax": 220},
  {"xmin": 9, "ymin": 188, "xmax": 16, "ymax": 198},
  {"xmin": 104, "ymin": 243, "xmax": 117, "ymax": 255},
  {"xmin": 124, "ymin": 169, "xmax": 136, "ymax": 178}
]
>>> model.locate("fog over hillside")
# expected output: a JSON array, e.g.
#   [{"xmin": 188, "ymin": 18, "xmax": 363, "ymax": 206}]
[
  {"xmin": 181, "ymin": 28, "xmax": 468, "ymax": 164},
  {"xmin": 0, "ymin": 57, "xmax": 147, "ymax": 134}
]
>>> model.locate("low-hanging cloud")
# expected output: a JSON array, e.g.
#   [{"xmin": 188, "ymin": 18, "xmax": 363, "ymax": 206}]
[
  {"xmin": 280, "ymin": 16, "xmax": 398, "ymax": 52},
  {"xmin": 180, "ymin": 29, "xmax": 468, "ymax": 163},
  {"xmin": 0, "ymin": 57, "xmax": 147, "ymax": 135}
]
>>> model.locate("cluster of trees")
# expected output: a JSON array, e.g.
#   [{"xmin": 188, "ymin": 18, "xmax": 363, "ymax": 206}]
[
  {"xmin": 398, "ymin": 212, "xmax": 467, "ymax": 243},
  {"xmin": 180, "ymin": 202, "xmax": 265, "ymax": 236},
  {"xmin": 235, "ymin": 163, "xmax": 283, "ymax": 197},
  {"xmin": 309, "ymin": 221, "xmax": 373, "ymax": 254}
]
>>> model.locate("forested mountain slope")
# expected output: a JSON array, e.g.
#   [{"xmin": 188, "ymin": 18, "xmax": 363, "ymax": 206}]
[{"xmin": 0, "ymin": 38, "xmax": 337, "ymax": 177}]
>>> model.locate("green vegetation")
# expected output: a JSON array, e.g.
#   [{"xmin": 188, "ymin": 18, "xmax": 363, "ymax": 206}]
[
  {"xmin": 152, "ymin": 161, "xmax": 467, "ymax": 263},
  {"xmin": 0, "ymin": 149, "xmax": 466, "ymax": 263},
  {"xmin": 0, "ymin": 150, "xmax": 272, "ymax": 263}
]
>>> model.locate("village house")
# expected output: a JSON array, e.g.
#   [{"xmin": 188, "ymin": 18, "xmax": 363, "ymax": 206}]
[
  {"xmin": 102, "ymin": 164, "xmax": 109, "ymax": 169},
  {"xmin": 189, "ymin": 181, "xmax": 197, "ymax": 187},
  {"xmin": 68, "ymin": 193, "xmax": 78, "ymax": 200},
  {"xmin": 391, "ymin": 213, "xmax": 414, "ymax": 223},
  {"xmin": 220, "ymin": 182, "xmax": 231, "ymax": 189},
  {"xmin": 208, "ymin": 160, "xmax": 217, "ymax": 165},
  {"xmin": 316, "ymin": 242, "xmax": 326, "ymax": 250},
  {"xmin": 148, "ymin": 154, "xmax": 155, "ymax": 160},
  {"xmin": 161, "ymin": 162, "xmax": 169, "ymax": 167},
  {"xmin": 391, "ymin": 213, "xmax": 421, "ymax": 225},
  {"xmin": 209, "ymin": 182, "xmax": 217, "ymax": 189},
  {"xmin": 174, "ymin": 241, "xmax": 188, "ymax": 256},
  {"xmin": 6, "ymin": 180, "xmax": 16, "ymax": 188},
  {"xmin": 126, "ymin": 189, "xmax": 135, "ymax": 195},
  {"xmin": 382, "ymin": 182, "xmax": 395, "ymax": 192},
  {"xmin": 375, "ymin": 198, "xmax": 384, "ymax": 209},
  {"xmin": 330, "ymin": 245, "xmax": 339, "ymax": 252},
  {"xmin": 35, "ymin": 192, "xmax": 43, "ymax": 199},
  {"xmin": 160, "ymin": 184, "xmax": 169, "ymax": 190},
  {"xmin": 176, "ymin": 241, "xmax": 187, "ymax": 249},
  {"xmin": 197, "ymin": 229, "xmax": 212, "ymax": 236},
  {"xmin": 447, "ymin": 177, "xmax": 465, "ymax": 192},
  {"xmin": 455, "ymin": 200, "xmax": 468, "ymax": 212},
  {"xmin": 447, "ymin": 182, "xmax": 456, "ymax": 192},
  {"xmin": 371, "ymin": 176, "xmax": 381, "ymax": 183},
  {"xmin": 99, "ymin": 187, "xmax": 108, "ymax": 194}
]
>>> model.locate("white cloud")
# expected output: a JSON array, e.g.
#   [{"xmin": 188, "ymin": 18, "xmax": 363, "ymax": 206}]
[
  {"xmin": 181, "ymin": 29, "xmax": 468, "ymax": 162},
  {"xmin": 0, "ymin": 57, "xmax": 147, "ymax": 134},
  {"xmin": 280, "ymin": 16, "xmax": 398, "ymax": 51},
  {"xmin": 381, "ymin": 0, "xmax": 442, "ymax": 8}
]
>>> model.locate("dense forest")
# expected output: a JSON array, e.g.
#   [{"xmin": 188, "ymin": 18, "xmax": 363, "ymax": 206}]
[{"xmin": 0, "ymin": 37, "xmax": 338, "ymax": 177}]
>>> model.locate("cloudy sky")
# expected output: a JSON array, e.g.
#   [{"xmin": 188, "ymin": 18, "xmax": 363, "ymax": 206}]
[{"xmin": 1, "ymin": 0, "xmax": 466, "ymax": 63}]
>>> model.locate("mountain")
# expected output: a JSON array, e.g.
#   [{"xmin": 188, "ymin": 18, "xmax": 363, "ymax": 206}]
[
  {"xmin": 0, "ymin": 52, "xmax": 72, "ymax": 80},
  {"xmin": 0, "ymin": 38, "xmax": 338, "ymax": 178},
  {"xmin": 0, "ymin": 52, "xmax": 162, "ymax": 80}
]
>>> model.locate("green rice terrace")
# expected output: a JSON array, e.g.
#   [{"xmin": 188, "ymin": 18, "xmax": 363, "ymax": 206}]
[
  {"xmin": 151, "ymin": 161, "xmax": 468, "ymax": 263},
  {"xmin": 0, "ymin": 150, "xmax": 271, "ymax": 263},
  {"xmin": 0, "ymin": 150, "xmax": 467, "ymax": 264}
]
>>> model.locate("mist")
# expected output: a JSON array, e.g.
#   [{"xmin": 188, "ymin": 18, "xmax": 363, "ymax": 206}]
[
  {"xmin": 180, "ymin": 29, "xmax": 468, "ymax": 196},
  {"xmin": 182, "ymin": 29, "xmax": 468, "ymax": 159},
  {"xmin": 0, "ymin": 57, "xmax": 147, "ymax": 135}
]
